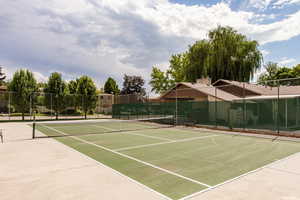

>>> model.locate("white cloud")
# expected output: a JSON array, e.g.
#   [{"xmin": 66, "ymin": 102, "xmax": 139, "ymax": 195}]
[
  {"xmin": 33, "ymin": 71, "xmax": 48, "ymax": 82},
  {"xmin": 0, "ymin": 0, "xmax": 300, "ymax": 93},
  {"xmin": 278, "ymin": 57, "xmax": 297, "ymax": 65},
  {"xmin": 261, "ymin": 49, "xmax": 270, "ymax": 56},
  {"xmin": 248, "ymin": 0, "xmax": 273, "ymax": 10},
  {"xmin": 245, "ymin": 10, "xmax": 300, "ymax": 44},
  {"xmin": 273, "ymin": 0, "xmax": 300, "ymax": 8}
]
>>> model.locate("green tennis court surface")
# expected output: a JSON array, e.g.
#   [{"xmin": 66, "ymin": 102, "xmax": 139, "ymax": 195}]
[{"xmin": 35, "ymin": 120, "xmax": 300, "ymax": 200}]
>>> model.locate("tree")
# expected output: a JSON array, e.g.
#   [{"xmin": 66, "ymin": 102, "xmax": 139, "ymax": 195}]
[
  {"xmin": 168, "ymin": 53, "xmax": 189, "ymax": 83},
  {"xmin": 258, "ymin": 62, "xmax": 280, "ymax": 86},
  {"xmin": 292, "ymin": 64, "xmax": 300, "ymax": 76},
  {"xmin": 185, "ymin": 40, "xmax": 210, "ymax": 82},
  {"xmin": 258, "ymin": 62, "xmax": 300, "ymax": 86},
  {"xmin": 207, "ymin": 26, "xmax": 262, "ymax": 82},
  {"xmin": 8, "ymin": 69, "xmax": 37, "ymax": 120},
  {"xmin": 76, "ymin": 76, "xmax": 97, "ymax": 119},
  {"xmin": 68, "ymin": 80, "xmax": 78, "ymax": 94},
  {"xmin": 150, "ymin": 67, "xmax": 174, "ymax": 94},
  {"xmin": 44, "ymin": 72, "xmax": 68, "ymax": 119},
  {"xmin": 149, "ymin": 26, "xmax": 263, "ymax": 93},
  {"xmin": 121, "ymin": 74, "xmax": 146, "ymax": 96},
  {"xmin": 104, "ymin": 77, "xmax": 120, "ymax": 94},
  {"xmin": 37, "ymin": 82, "xmax": 47, "ymax": 91},
  {"xmin": 67, "ymin": 79, "xmax": 80, "ymax": 112}
]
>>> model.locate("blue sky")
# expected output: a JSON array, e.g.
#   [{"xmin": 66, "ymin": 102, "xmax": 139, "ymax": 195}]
[{"xmin": 0, "ymin": 0, "xmax": 299, "ymax": 93}]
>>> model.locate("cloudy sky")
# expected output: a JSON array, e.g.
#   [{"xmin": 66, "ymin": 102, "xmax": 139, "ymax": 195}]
[{"xmin": 1, "ymin": 0, "xmax": 300, "ymax": 92}]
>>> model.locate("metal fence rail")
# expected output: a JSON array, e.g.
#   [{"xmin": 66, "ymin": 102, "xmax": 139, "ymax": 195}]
[
  {"xmin": 0, "ymin": 92, "xmax": 114, "ymax": 121},
  {"xmin": 112, "ymin": 79, "xmax": 300, "ymax": 135}
]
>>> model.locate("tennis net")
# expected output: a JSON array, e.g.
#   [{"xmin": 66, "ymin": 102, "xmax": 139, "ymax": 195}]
[{"xmin": 32, "ymin": 116, "xmax": 175, "ymax": 139}]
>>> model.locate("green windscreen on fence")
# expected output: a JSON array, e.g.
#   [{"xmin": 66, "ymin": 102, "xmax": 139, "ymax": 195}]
[{"xmin": 112, "ymin": 97, "xmax": 300, "ymax": 133}]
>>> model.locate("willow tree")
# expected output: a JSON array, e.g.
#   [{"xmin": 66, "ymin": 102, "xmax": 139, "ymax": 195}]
[
  {"xmin": 208, "ymin": 26, "xmax": 262, "ymax": 82},
  {"xmin": 185, "ymin": 40, "xmax": 210, "ymax": 82},
  {"xmin": 150, "ymin": 26, "xmax": 263, "ymax": 94}
]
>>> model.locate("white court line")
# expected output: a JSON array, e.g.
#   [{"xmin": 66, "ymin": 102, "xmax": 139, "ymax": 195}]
[
  {"xmin": 43, "ymin": 125, "xmax": 212, "ymax": 188},
  {"xmin": 35, "ymin": 126, "xmax": 171, "ymax": 200},
  {"xmin": 179, "ymin": 151, "xmax": 300, "ymax": 200},
  {"xmin": 93, "ymin": 124, "xmax": 173, "ymax": 142},
  {"xmin": 125, "ymin": 132, "xmax": 173, "ymax": 142},
  {"xmin": 114, "ymin": 135, "xmax": 220, "ymax": 152}
]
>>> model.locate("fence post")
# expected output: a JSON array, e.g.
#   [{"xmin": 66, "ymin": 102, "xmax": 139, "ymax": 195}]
[
  {"xmin": 30, "ymin": 93, "xmax": 32, "ymax": 121},
  {"xmin": 215, "ymin": 87, "xmax": 217, "ymax": 128},
  {"xmin": 243, "ymin": 82, "xmax": 245, "ymax": 130},
  {"xmin": 8, "ymin": 91, "xmax": 11, "ymax": 120},
  {"xmin": 50, "ymin": 93, "xmax": 53, "ymax": 119},
  {"xmin": 277, "ymin": 82, "xmax": 280, "ymax": 134},
  {"xmin": 175, "ymin": 86, "xmax": 178, "ymax": 126}
]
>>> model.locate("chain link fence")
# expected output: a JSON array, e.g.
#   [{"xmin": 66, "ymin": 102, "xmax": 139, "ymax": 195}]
[
  {"xmin": 112, "ymin": 78, "xmax": 300, "ymax": 136},
  {"xmin": 0, "ymin": 92, "xmax": 113, "ymax": 121}
]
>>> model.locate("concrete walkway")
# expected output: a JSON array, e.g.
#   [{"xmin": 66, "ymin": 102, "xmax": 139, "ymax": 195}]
[{"xmin": 188, "ymin": 153, "xmax": 300, "ymax": 200}]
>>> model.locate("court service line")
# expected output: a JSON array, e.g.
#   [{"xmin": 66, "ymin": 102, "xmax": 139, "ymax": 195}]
[
  {"xmin": 114, "ymin": 134, "xmax": 220, "ymax": 152},
  {"xmin": 35, "ymin": 127, "xmax": 171, "ymax": 200},
  {"xmin": 125, "ymin": 132, "xmax": 174, "ymax": 142},
  {"xmin": 43, "ymin": 125, "xmax": 212, "ymax": 188},
  {"xmin": 92, "ymin": 125, "xmax": 173, "ymax": 142}
]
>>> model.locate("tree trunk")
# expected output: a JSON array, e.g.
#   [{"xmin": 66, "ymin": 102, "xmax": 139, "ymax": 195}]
[
  {"xmin": 56, "ymin": 112, "xmax": 58, "ymax": 120},
  {"xmin": 22, "ymin": 112, "xmax": 25, "ymax": 121},
  {"xmin": 85, "ymin": 111, "xmax": 87, "ymax": 119}
]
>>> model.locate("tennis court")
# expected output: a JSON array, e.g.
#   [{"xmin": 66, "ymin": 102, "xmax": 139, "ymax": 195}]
[{"xmin": 34, "ymin": 118, "xmax": 300, "ymax": 200}]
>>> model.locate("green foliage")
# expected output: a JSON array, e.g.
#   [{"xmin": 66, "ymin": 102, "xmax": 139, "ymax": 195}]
[
  {"xmin": 168, "ymin": 53, "xmax": 189, "ymax": 82},
  {"xmin": 185, "ymin": 40, "xmax": 210, "ymax": 82},
  {"xmin": 208, "ymin": 26, "xmax": 262, "ymax": 82},
  {"xmin": 150, "ymin": 26, "xmax": 263, "ymax": 93},
  {"xmin": 104, "ymin": 77, "xmax": 120, "ymax": 94},
  {"xmin": 44, "ymin": 72, "xmax": 68, "ymax": 119},
  {"xmin": 258, "ymin": 62, "xmax": 279, "ymax": 86},
  {"xmin": 149, "ymin": 67, "xmax": 174, "ymax": 94},
  {"xmin": 76, "ymin": 76, "xmax": 97, "ymax": 119},
  {"xmin": 68, "ymin": 80, "xmax": 78, "ymax": 94},
  {"xmin": 258, "ymin": 62, "xmax": 300, "ymax": 86},
  {"xmin": 292, "ymin": 64, "xmax": 300, "ymax": 76},
  {"xmin": 121, "ymin": 74, "xmax": 146, "ymax": 96},
  {"xmin": 8, "ymin": 69, "xmax": 37, "ymax": 120},
  {"xmin": 37, "ymin": 82, "xmax": 47, "ymax": 90}
]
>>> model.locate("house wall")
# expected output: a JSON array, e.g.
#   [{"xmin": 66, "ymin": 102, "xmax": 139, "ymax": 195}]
[{"xmin": 95, "ymin": 94, "xmax": 114, "ymax": 114}]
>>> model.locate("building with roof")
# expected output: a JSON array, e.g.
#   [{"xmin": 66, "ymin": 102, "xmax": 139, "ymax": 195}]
[
  {"xmin": 95, "ymin": 93, "xmax": 114, "ymax": 114},
  {"xmin": 158, "ymin": 78, "xmax": 300, "ymax": 102},
  {"xmin": 155, "ymin": 78, "xmax": 300, "ymax": 129},
  {"xmin": 0, "ymin": 85, "xmax": 7, "ymax": 92}
]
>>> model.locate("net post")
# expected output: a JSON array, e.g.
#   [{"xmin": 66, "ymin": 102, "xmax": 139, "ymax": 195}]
[{"xmin": 32, "ymin": 111, "xmax": 36, "ymax": 139}]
